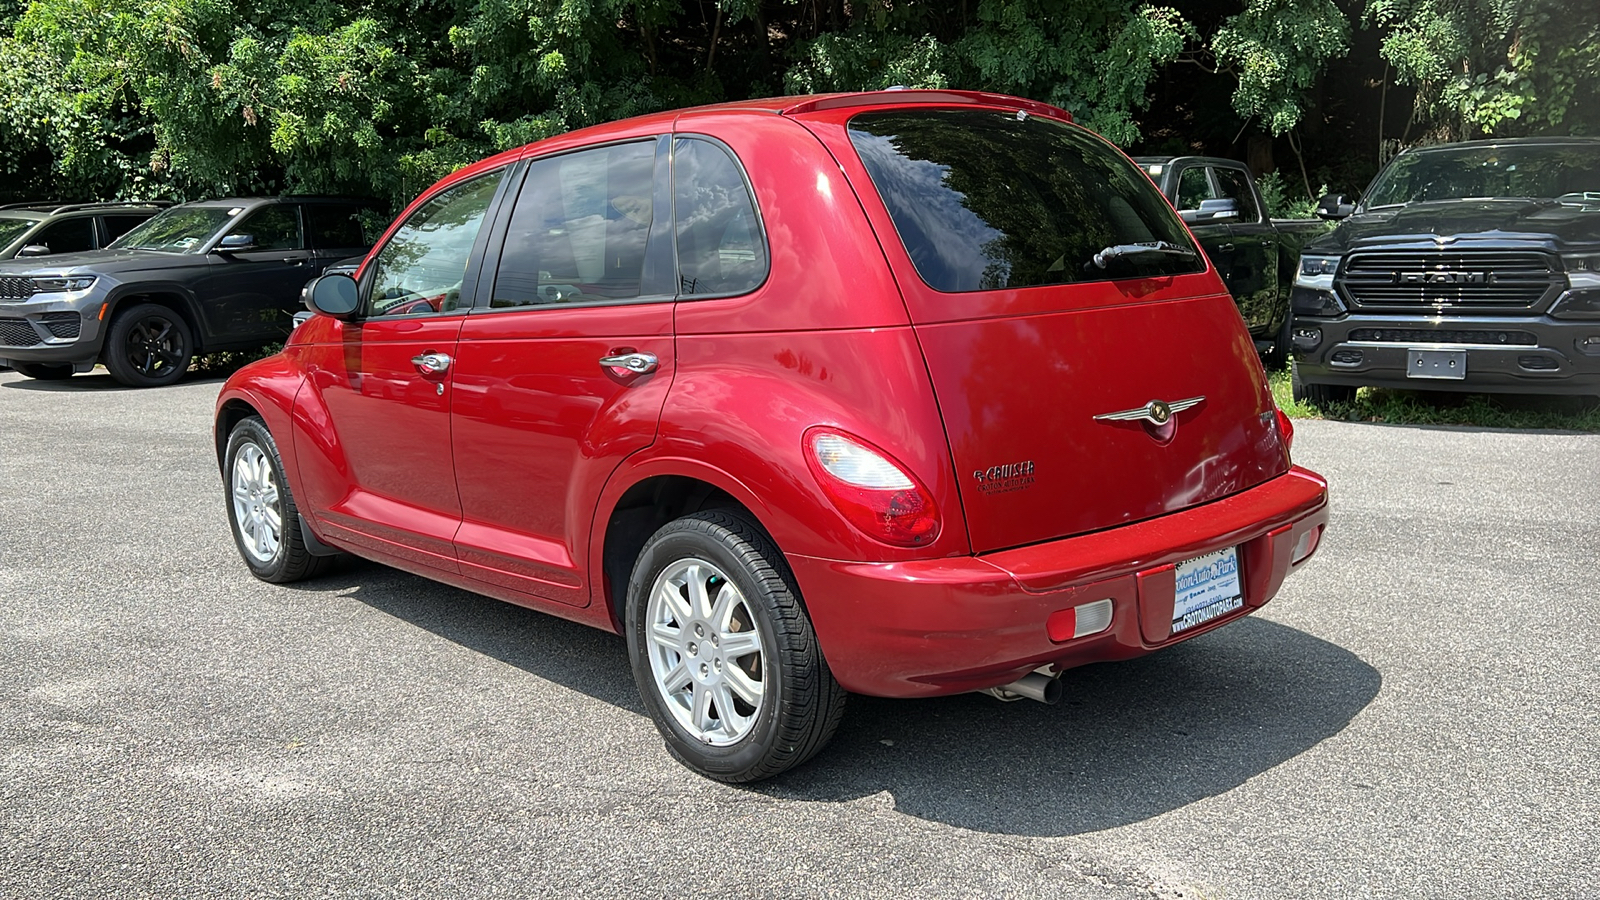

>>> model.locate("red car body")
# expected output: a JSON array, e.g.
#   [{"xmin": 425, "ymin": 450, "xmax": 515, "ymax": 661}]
[{"xmin": 218, "ymin": 91, "xmax": 1326, "ymax": 725}]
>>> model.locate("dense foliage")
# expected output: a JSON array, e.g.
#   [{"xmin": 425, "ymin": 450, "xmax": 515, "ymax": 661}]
[{"xmin": 0, "ymin": 0, "xmax": 1594, "ymax": 209}]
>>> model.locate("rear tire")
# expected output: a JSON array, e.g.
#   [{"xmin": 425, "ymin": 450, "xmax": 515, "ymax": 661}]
[
  {"xmin": 12, "ymin": 362, "xmax": 74, "ymax": 380},
  {"xmin": 626, "ymin": 509, "xmax": 847, "ymax": 783},
  {"xmin": 104, "ymin": 303, "xmax": 193, "ymax": 387},
  {"xmin": 223, "ymin": 416, "xmax": 337, "ymax": 583},
  {"xmin": 1291, "ymin": 363, "xmax": 1357, "ymax": 407}
]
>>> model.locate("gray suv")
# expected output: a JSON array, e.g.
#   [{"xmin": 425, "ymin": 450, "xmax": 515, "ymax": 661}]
[
  {"xmin": 0, "ymin": 197, "xmax": 374, "ymax": 386},
  {"xmin": 0, "ymin": 201, "xmax": 168, "ymax": 260}
]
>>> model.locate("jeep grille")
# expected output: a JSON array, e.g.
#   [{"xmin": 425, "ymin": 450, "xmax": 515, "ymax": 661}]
[{"xmin": 0, "ymin": 276, "xmax": 37, "ymax": 301}]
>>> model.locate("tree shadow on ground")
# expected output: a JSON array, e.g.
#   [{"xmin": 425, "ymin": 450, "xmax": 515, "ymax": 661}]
[{"xmin": 308, "ymin": 558, "xmax": 1379, "ymax": 838}]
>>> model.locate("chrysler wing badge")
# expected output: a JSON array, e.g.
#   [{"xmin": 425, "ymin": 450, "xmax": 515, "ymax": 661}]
[{"xmin": 1094, "ymin": 396, "xmax": 1205, "ymax": 426}]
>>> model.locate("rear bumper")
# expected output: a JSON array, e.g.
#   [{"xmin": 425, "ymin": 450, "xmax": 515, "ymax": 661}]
[{"xmin": 788, "ymin": 467, "xmax": 1328, "ymax": 698}]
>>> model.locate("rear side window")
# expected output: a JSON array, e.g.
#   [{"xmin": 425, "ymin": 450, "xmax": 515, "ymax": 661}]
[
  {"xmin": 306, "ymin": 205, "xmax": 369, "ymax": 250},
  {"xmin": 673, "ymin": 138, "xmax": 767, "ymax": 296},
  {"xmin": 1213, "ymin": 168, "xmax": 1261, "ymax": 222},
  {"xmin": 848, "ymin": 110, "xmax": 1203, "ymax": 292},
  {"xmin": 491, "ymin": 141, "xmax": 657, "ymax": 307},
  {"xmin": 103, "ymin": 214, "xmax": 153, "ymax": 241}
]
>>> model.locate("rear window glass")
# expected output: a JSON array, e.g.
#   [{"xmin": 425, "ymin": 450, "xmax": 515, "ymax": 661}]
[
  {"xmin": 306, "ymin": 204, "xmax": 369, "ymax": 250},
  {"xmin": 848, "ymin": 110, "xmax": 1203, "ymax": 292}
]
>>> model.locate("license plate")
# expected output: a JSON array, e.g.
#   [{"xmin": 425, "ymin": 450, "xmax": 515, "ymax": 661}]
[
  {"xmin": 1172, "ymin": 547, "xmax": 1243, "ymax": 635},
  {"xmin": 1407, "ymin": 348, "xmax": 1467, "ymax": 380}
]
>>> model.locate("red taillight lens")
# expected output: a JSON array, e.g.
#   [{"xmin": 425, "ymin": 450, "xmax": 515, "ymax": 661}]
[
  {"xmin": 804, "ymin": 429, "xmax": 940, "ymax": 547},
  {"xmin": 1275, "ymin": 407, "xmax": 1294, "ymax": 455}
]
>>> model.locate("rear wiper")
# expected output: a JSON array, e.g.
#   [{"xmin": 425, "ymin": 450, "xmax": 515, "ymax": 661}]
[{"xmin": 1090, "ymin": 241, "xmax": 1197, "ymax": 270}]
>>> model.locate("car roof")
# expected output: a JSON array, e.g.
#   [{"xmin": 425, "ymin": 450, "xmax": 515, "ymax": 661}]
[
  {"xmin": 1400, "ymin": 136, "xmax": 1600, "ymax": 155},
  {"xmin": 178, "ymin": 196, "xmax": 376, "ymax": 209},
  {"xmin": 1132, "ymin": 155, "xmax": 1248, "ymax": 168},
  {"xmin": 0, "ymin": 201, "xmax": 168, "ymax": 216}
]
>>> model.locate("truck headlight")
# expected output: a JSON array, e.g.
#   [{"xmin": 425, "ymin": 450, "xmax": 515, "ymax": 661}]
[
  {"xmin": 1563, "ymin": 254, "xmax": 1600, "ymax": 291},
  {"xmin": 1295, "ymin": 255, "xmax": 1339, "ymax": 291},
  {"xmin": 32, "ymin": 275, "xmax": 97, "ymax": 293}
]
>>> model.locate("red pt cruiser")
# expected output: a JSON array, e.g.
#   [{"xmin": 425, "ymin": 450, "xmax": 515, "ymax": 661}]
[{"xmin": 216, "ymin": 91, "xmax": 1328, "ymax": 782}]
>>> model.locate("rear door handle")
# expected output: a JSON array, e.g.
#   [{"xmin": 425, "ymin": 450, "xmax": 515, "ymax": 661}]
[
  {"xmin": 412, "ymin": 352, "xmax": 452, "ymax": 376},
  {"xmin": 599, "ymin": 351, "xmax": 658, "ymax": 374}
]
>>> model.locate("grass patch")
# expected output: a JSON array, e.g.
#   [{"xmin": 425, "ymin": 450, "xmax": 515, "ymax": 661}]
[{"xmin": 1268, "ymin": 367, "xmax": 1600, "ymax": 431}]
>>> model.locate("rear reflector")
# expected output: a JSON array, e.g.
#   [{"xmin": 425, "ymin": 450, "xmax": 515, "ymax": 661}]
[
  {"xmin": 1291, "ymin": 526, "xmax": 1322, "ymax": 565},
  {"xmin": 1046, "ymin": 598, "xmax": 1114, "ymax": 643}
]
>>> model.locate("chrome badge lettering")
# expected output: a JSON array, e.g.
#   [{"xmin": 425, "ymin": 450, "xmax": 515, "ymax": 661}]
[
  {"xmin": 973, "ymin": 460, "xmax": 1036, "ymax": 495},
  {"xmin": 1395, "ymin": 270, "xmax": 1493, "ymax": 285}
]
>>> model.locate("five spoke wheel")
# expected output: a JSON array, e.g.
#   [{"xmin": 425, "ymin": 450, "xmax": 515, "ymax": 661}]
[{"xmin": 231, "ymin": 443, "xmax": 283, "ymax": 564}]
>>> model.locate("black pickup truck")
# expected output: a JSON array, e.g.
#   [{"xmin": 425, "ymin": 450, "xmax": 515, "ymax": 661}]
[
  {"xmin": 1290, "ymin": 137, "xmax": 1600, "ymax": 403},
  {"xmin": 1137, "ymin": 156, "xmax": 1332, "ymax": 366}
]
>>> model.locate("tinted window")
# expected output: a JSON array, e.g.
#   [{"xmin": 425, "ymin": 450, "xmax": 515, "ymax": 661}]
[
  {"xmin": 849, "ymin": 110, "xmax": 1202, "ymax": 292},
  {"xmin": 234, "ymin": 205, "xmax": 303, "ymax": 251},
  {"xmin": 674, "ymin": 138, "xmax": 767, "ymax": 296},
  {"xmin": 1213, "ymin": 168, "xmax": 1261, "ymax": 222},
  {"xmin": 103, "ymin": 214, "xmax": 153, "ymax": 241},
  {"xmin": 32, "ymin": 217, "xmax": 97, "ymax": 254},
  {"xmin": 306, "ymin": 204, "xmax": 368, "ymax": 250},
  {"xmin": 368, "ymin": 171, "xmax": 502, "ymax": 316},
  {"xmin": 1176, "ymin": 167, "xmax": 1216, "ymax": 211},
  {"xmin": 491, "ymin": 142, "xmax": 656, "ymax": 308}
]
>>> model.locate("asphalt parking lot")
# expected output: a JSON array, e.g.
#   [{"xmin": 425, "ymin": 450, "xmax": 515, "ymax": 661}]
[{"xmin": 1, "ymin": 369, "xmax": 1594, "ymax": 899}]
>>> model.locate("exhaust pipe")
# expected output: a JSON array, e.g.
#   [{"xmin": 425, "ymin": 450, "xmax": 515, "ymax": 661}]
[{"xmin": 980, "ymin": 672, "xmax": 1062, "ymax": 705}]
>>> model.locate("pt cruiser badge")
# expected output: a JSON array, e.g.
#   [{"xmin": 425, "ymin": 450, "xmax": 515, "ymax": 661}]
[{"xmin": 1094, "ymin": 396, "xmax": 1205, "ymax": 443}]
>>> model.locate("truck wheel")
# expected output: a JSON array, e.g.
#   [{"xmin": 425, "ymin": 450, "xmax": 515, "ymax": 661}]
[
  {"xmin": 626, "ymin": 510, "xmax": 847, "ymax": 783},
  {"xmin": 12, "ymin": 362, "xmax": 74, "ymax": 380},
  {"xmin": 1262, "ymin": 314, "xmax": 1293, "ymax": 371},
  {"xmin": 223, "ymin": 416, "xmax": 337, "ymax": 583},
  {"xmin": 1291, "ymin": 363, "xmax": 1356, "ymax": 407},
  {"xmin": 104, "ymin": 303, "xmax": 193, "ymax": 387}
]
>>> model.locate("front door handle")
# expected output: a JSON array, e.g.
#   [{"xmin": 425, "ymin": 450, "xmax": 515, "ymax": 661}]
[
  {"xmin": 599, "ymin": 351, "xmax": 658, "ymax": 374},
  {"xmin": 412, "ymin": 352, "xmax": 452, "ymax": 376},
  {"xmin": 1216, "ymin": 243, "xmax": 1235, "ymax": 253}
]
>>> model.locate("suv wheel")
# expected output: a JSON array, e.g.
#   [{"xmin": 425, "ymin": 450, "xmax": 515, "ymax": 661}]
[
  {"xmin": 12, "ymin": 362, "xmax": 74, "ymax": 380},
  {"xmin": 626, "ymin": 510, "xmax": 847, "ymax": 783},
  {"xmin": 1291, "ymin": 363, "xmax": 1357, "ymax": 407},
  {"xmin": 223, "ymin": 416, "xmax": 337, "ymax": 583},
  {"xmin": 104, "ymin": 303, "xmax": 193, "ymax": 387}
]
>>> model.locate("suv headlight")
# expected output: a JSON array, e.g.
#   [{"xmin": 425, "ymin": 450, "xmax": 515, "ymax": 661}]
[
  {"xmin": 32, "ymin": 275, "xmax": 97, "ymax": 293},
  {"xmin": 1295, "ymin": 255, "xmax": 1339, "ymax": 291}
]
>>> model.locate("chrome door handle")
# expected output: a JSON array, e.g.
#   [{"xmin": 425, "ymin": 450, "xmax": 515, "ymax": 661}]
[
  {"xmin": 412, "ymin": 352, "xmax": 452, "ymax": 376},
  {"xmin": 1217, "ymin": 243, "xmax": 1235, "ymax": 253},
  {"xmin": 599, "ymin": 352, "xmax": 658, "ymax": 374}
]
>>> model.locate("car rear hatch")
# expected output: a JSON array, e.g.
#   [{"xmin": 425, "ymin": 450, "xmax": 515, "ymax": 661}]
[{"xmin": 811, "ymin": 105, "xmax": 1288, "ymax": 553}]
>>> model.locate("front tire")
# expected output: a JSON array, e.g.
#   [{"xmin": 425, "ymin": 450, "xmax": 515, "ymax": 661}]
[
  {"xmin": 1261, "ymin": 312, "xmax": 1293, "ymax": 371},
  {"xmin": 223, "ymin": 416, "xmax": 336, "ymax": 583},
  {"xmin": 1291, "ymin": 363, "xmax": 1357, "ymax": 407},
  {"xmin": 11, "ymin": 362, "xmax": 74, "ymax": 380},
  {"xmin": 626, "ymin": 510, "xmax": 846, "ymax": 783},
  {"xmin": 104, "ymin": 303, "xmax": 193, "ymax": 387}
]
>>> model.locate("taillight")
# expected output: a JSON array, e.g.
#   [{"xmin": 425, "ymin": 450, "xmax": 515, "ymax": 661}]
[
  {"xmin": 1275, "ymin": 407, "xmax": 1294, "ymax": 455},
  {"xmin": 804, "ymin": 429, "xmax": 940, "ymax": 547}
]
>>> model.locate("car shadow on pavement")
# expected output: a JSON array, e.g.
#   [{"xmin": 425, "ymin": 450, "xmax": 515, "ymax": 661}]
[
  {"xmin": 0, "ymin": 372, "xmax": 228, "ymax": 391},
  {"xmin": 316, "ymin": 558, "xmax": 1379, "ymax": 838}
]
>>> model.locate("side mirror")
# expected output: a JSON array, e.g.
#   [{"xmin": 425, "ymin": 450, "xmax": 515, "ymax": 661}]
[
  {"xmin": 217, "ymin": 234, "xmax": 256, "ymax": 252},
  {"xmin": 1179, "ymin": 198, "xmax": 1239, "ymax": 224},
  {"xmin": 1316, "ymin": 194, "xmax": 1356, "ymax": 220},
  {"xmin": 305, "ymin": 272, "xmax": 360, "ymax": 319},
  {"xmin": 16, "ymin": 244, "xmax": 52, "ymax": 258}
]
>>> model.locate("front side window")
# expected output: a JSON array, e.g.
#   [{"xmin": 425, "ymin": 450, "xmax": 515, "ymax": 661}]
[
  {"xmin": 1176, "ymin": 167, "xmax": 1216, "ymax": 211},
  {"xmin": 306, "ymin": 204, "xmax": 368, "ymax": 251},
  {"xmin": 367, "ymin": 172, "xmax": 503, "ymax": 317},
  {"xmin": 233, "ymin": 205, "xmax": 303, "ymax": 251},
  {"xmin": 32, "ymin": 217, "xmax": 98, "ymax": 254},
  {"xmin": 1213, "ymin": 168, "xmax": 1261, "ymax": 222},
  {"xmin": 674, "ymin": 138, "xmax": 767, "ymax": 296},
  {"xmin": 111, "ymin": 207, "xmax": 238, "ymax": 254},
  {"xmin": 491, "ymin": 142, "xmax": 657, "ymax": 308},
  {"xmin": 848, "ymin": 110, "xmax": 1203, "ymax": 292}
]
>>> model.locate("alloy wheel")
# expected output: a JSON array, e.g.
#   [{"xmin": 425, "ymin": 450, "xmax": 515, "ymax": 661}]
[
  {"xmin": 645, "ymin": 557, "xmax": 766, "ymax": 746},
  {"xmin": 231, "ymin": 443, "xmax": 282, "ymax": 564},
  {"xmin": 125, "ymin": 314, "xmax": 186, "ymax": 379}
]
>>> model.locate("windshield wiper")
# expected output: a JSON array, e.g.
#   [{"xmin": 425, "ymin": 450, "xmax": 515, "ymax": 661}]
[{"xmin": 1090, "ymin": 241, "xmax": 1197, "ymax": 270}]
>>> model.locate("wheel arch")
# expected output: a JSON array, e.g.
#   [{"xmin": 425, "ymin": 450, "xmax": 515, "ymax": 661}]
[
  {"xmin": 593, "ymin": 461, "xmax": 783, "ymax": 633},
  {"xmin": 102, "ymin": 286, "xmax": 207, "ymax": 354}
]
